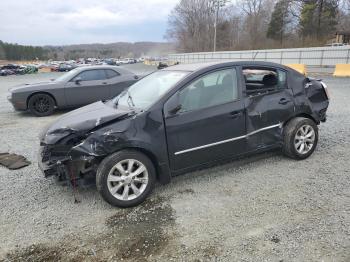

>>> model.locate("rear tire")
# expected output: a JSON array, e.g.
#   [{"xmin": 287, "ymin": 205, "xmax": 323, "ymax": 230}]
[
  {"xmin": 28, "ymin": 93, "xmax": 55, "ymax": 117},
  {"xmin": 282, "ymin": 117, "xmax": 318, "ymax": 160},
  {"xmin": 96, "ymin": 150, "xmax": 156, "ymax": 208}
]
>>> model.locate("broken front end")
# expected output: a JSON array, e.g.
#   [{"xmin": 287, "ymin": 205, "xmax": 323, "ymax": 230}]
[
  {"xmin": 39, "ymin": 133, "xmax": 101, "ymax": 185},
  {"xmin": 38, "ymin": 101, "xmax": 135, "ymax": 185}
]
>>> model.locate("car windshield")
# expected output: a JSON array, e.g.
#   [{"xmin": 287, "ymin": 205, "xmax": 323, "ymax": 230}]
[
  {"xmin": 115, "ymin": 70, "xmax": 189, "ymax": 110},
  {"xmin": 54, "ymin": 68, "xmax": 80, "ymax": 82}
]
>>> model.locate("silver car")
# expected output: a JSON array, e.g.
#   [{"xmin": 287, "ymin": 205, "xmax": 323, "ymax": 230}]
[{"xmin": 7, "ymin": 66, "xmax": 141, "ymax": 116}]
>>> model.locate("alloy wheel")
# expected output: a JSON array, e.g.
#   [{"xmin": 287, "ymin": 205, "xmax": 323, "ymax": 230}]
[
  {"xmin": 294, "ymin": 124, "xmax": 315, "ymax": 155},
  {"xmin": 34, "ymin": 97, "xmax": 50, "ymax": 113},
  {"xmin": 107, "ymin": 159, "xmax": 149, "ymax": 201}
]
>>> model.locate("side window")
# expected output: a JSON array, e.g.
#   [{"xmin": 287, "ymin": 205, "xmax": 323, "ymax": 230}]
[
  {"xmin": 72, "ymin": 69, "xmax": 107, "ymax": 81},
  {"xmin": 243, "ymin": 67, "xmax": 287, "ymax": 96},
  {"xmin": 179, "ymin": 68, "xmax": 238, "ymax": 113},
  {"xmin": 105, "ymin": 69, "xmax": 120, "ymax": 79}
]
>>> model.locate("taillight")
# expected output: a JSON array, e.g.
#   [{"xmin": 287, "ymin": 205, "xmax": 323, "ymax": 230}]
[{"xmin": 320, "ymin": 81, "xmax": 330, "ymax": 100}]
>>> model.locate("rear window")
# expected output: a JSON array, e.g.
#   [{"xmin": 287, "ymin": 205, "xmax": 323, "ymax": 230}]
[
  {"xmin": 105, "ymin": 69, "xmax": 120, "ymax": 79},
  {"xmin": 73, "ymin": 69, "xmax": 107, "ymax": 81}
]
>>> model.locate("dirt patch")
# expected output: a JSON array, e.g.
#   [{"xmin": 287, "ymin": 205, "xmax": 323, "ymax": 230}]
[
  {"xmin": 105, "ymin": 196, "xmax": 175, "ymax": 261},
  {"xmin": 177, "ymin": 188, "xmax": 195, "ymax": 194},
  {"xmin": 2, "ymin": 196, "xmax": 175, "ymax": 262},
  {"xmin": 4, "ymin": 244, "xmax": 63, "ymax": 262}
]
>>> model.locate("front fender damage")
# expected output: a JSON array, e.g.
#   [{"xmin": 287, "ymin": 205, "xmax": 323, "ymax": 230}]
[{"xmin": 39, "ymin": 118, "xmax": 133, "ymax": 186}]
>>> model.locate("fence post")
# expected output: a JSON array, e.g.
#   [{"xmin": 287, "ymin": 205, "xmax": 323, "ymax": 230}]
[
  {"xmin": 347, "ymin": 49, "xmax": 350, "ymax": 64},
  {"xmin": 320, "ymin": 50, "xmax": 324, "ymax": 67},
  {"xmin": 299, "ymin": 50, "xmax": 302, "ymax": 64},
  {"xmin": 280, "ymin": 51, "xmax": 283, "ymax": 63}
]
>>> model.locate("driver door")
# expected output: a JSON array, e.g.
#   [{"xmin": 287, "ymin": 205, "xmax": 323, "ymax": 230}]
[
  {"xmin": 164, "ymin": 68, "xmax": 246, "ymax": 171},
  {"xmin": 64, "ymin": 69, "xmax": 110, "ymax": 107}
]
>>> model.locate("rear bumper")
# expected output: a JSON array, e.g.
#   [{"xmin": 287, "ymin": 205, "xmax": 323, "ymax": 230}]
[{"xmin": 319, "ymin": 108, "xmax": 327, "ymax": 122}]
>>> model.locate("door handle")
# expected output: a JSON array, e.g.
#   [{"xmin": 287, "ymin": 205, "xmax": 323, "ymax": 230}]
[
  {"xmin": 229, "ymin": 111, "xmax": 243, "ymax": 118},
  {"xmin": 102, "ymin": 82, "xmax": 108, "ymax": 85},
  {"xmin": 279, "ymin": 98, "xmax": 290, "ymax": 105}
]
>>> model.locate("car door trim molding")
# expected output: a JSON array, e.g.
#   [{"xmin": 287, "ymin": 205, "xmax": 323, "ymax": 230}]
[{"xmin": 174, "ymin": 123, "xmax": 282, "ymax": 155}]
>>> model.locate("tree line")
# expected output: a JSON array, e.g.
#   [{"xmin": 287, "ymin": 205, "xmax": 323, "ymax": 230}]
[
  {"xmin": 0, "ymin": 41, "xmax": 48, "ymax": 61},
  {"xmin": 166, "ymin": 0, "xmax": 350, "ymax": 52},
  {"xmin": 0, "ymin": 41, "xmax": 174, "ymax": 61}
]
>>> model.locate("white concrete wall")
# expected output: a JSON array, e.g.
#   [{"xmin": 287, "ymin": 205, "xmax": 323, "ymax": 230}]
[{"xmin": 168, "ymin": 46, "xmax": 350, "ymax": 66}]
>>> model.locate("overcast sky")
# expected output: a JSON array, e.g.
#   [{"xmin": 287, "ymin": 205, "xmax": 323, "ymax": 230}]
[{"xmin": 0, "ymin": 0, "xmax": 179, "ymax": 46}]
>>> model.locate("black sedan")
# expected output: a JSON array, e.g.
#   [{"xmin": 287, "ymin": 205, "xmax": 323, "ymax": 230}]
[
  {"xmin": 7, "ymin": 66, "xmax": 141, "ymax": 116},
  {"xmin": 38, "ymin": 61, "xmax": 329, "ymax": 207}
]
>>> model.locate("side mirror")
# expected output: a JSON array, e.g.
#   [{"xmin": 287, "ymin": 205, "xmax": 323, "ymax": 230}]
[
  {"xmin": 169, "ymin": 104, "xmax": 182, "ymax": 115},
  {"xmin": 75, "ymin": 77, "xmax": 82, "ymax": 85},
  {"xmin": 164, "ymin": 93, "xmax": 181, "ymax": 117}
]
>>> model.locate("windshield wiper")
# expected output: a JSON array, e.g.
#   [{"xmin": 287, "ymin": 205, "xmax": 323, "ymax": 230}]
[{"xmin": 127, "ymin": 90, "xmax": 135, "ymax": 108}]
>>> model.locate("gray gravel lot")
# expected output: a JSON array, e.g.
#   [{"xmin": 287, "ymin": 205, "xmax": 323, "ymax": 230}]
[{"xmin": 0, "ymin": 65, "xmax": 349, "ymax": 261}]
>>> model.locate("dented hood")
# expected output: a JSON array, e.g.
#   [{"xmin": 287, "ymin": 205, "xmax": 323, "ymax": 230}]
[{"xmin": 40, "ymin": 101, "xmax": 134, "ymax": 144}]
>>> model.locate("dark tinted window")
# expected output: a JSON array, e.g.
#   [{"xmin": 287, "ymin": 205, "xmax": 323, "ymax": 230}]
[
  {"xmin": 105, "ymin": 69, "xmax": 120, "ymax": 79},
  {"xmin": 179, "ymin": 68, "xmax": 238, "ymax": 113},
  {"xmin": 73, "ymin": 69, "xmax": 107, "ymax": 81}
]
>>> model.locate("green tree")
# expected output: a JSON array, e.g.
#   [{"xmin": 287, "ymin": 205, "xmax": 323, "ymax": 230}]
[
  {"xmin": 0, "ymin": 40, "xmax": 47, "ymax": 60},
  {"xmin": 299, "ymin": 0, "xmax": 338, "ymax": 41},
  {"xmin": 0, "ymin": 41, "xmax": 6, "ymax": 60},
  {"xmin": 267, "ymin": 0, "xmax": 291, "ymax": 45}
]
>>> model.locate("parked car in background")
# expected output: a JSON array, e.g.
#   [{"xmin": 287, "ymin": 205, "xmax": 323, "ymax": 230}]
[
  {"xmin": 38, "ymin": 61, "xmax": 329, "ymax": 207},
  {"xmin": 325, "ymin": 43, "xmax": 349, "ymax": 47},
  {"xmin": 0, "ymin": 64, "xmax": 38, "ymax": 76},
  {"xmin": 157, "ymin": 62, "xmax": 169, "ymax": 70},
  {"xmin": 58, "ymin": 63, "xmax": 76, "ymax": 72},
  {"xmin": 7, "ymin": 66, "xmax": 142, "ymax": 116}
]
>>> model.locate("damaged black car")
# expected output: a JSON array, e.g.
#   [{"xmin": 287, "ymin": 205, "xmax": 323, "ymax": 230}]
[{"xmin": 38, "ymin": 61, "xmax": 330, "ymax": 207}]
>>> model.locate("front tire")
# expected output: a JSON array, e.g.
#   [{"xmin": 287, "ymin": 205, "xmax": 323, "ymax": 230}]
[
  {"xmin": 96, "ymin": 150, "xmax": 156, "ymax": 207},
  {"xmin": 282, "ymin": 117, "xmax": 318, "ymax": 160},
  {"xmin": 28, "ymin": 93, "xmax": 55, "ymax": 117}
]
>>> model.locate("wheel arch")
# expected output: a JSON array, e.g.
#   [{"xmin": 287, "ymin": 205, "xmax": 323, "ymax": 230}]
[
  {"xmin": 27, "ymin": 91, "xmax": 57, "ymax": 109},
  {"xmin": 283, "ymin": 113, "xmax": 318, "ymax": 127},
  {"xmin": 110, "ymin": 146, "xmax": 171, "ymax": 185}
]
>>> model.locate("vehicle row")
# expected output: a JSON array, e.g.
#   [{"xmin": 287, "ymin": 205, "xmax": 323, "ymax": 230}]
[{"xmin": 0, "ymin": 64, "xmax": 38, "ymax": 76}]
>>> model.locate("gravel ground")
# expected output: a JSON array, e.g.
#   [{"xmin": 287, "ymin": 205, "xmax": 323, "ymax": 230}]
[{"xmin": 0, "ymin": 65, "xmax": 349, "ymax": 261}]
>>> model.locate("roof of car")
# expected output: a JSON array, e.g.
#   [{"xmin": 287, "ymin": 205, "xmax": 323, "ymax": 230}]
[
  {"xmin": 163, "ymin": 61, "xmax": 289, "ymax": 72},
  {"xmin": 75, "ymin": 65, "xmax": 132, "ymax": 74}
]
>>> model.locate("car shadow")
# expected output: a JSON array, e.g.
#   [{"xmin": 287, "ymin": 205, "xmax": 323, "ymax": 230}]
[
  {"xmin": 16, "ymin": 108, "xmax": 73, "ymax": 118},
  {"xmin": 48, "ymin": 149, "xmax": 284, "ymax": 206},
  {"xmin": 163, "ymin": 148, "xmax": 283, "ymax": 189}
]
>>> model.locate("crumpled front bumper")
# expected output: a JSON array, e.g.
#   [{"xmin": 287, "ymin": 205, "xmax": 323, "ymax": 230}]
[
  {"xmin": 38, "ymin": 145, "xmax": 71, "ymax": 178},
  {"xmin": 38, "ymin": 142, "xmax": 99, "ymax": 186}
]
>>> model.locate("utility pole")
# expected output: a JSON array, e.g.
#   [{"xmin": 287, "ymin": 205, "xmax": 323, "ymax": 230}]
[
  {"xmin": 213, "ymin": 0, "xmax": 219, "ymax": 52},
  {"xmin": 213, "ymin": 0, "xmax": 229, "ymax": 52}
]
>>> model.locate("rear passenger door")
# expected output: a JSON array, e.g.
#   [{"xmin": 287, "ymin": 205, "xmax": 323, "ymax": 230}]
[
  {"xmin": 65, "ymin": 69, "xmax": 110, "ymax": 107},
  {"xmin": 242, "ymin": 66, "xmax": 295, "ymax": 148}
]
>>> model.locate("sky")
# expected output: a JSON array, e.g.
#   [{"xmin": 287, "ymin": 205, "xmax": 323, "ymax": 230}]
[{"xmin": 0, "ymin": 0, "xmax": 179, "ymax": 46}]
